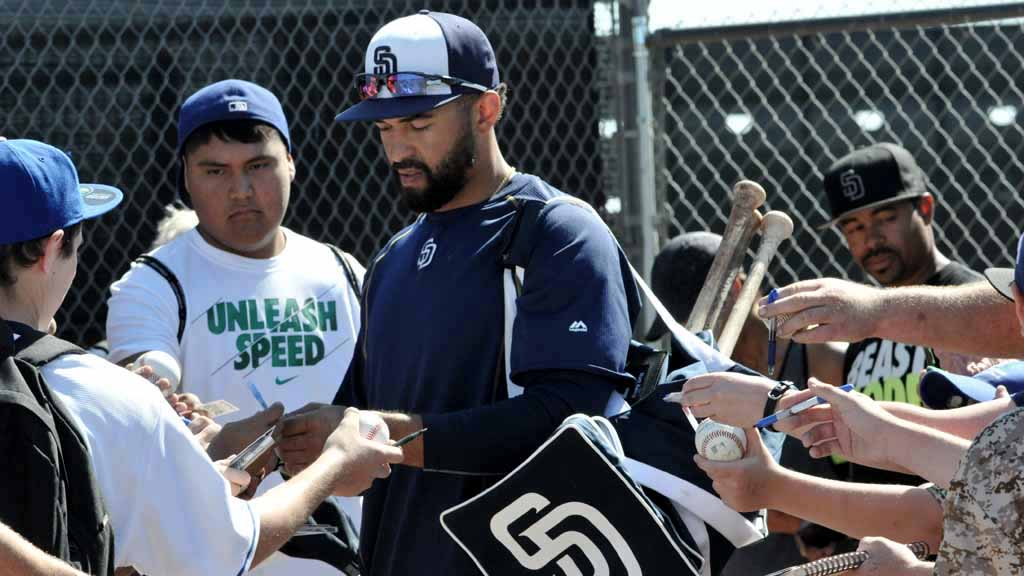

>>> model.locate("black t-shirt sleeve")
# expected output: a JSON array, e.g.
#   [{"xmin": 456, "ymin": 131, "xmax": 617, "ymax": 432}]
[{"xmin": 927, "ymin": 261, "xmax": 983, "ymax": 286}]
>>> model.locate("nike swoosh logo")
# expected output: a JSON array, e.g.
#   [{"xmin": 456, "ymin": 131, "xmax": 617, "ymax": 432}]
[{"xmin": 275, "ymin": 376, "xmax": 299, "ymax": 386}]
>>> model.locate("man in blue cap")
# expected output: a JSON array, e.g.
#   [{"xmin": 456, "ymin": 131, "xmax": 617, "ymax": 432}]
[
  {"xmin": 105, "ymin": 79, "xmax": 368, "ymax": 575},
  {"xmin": 277, "ymin": 11, "xmax": 643, "ymax": 575},
  {"xmin": 0, "ymin": 139, "xmax": 402, "ymax": 574}
]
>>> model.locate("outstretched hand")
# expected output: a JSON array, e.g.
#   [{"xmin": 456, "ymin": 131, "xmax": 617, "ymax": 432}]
[
  {"xmin": 324, "ymin": 408, "xmax": 406, "ymax": 496},
  {"xmin": 673, "ymin": 372, "xmax": 779, "ymax": 428},
  {"xmin": 795, "ymin": 379, "xmax": 899, "ymax": 469},
  {"xmin": 841, "ymin": 537, "xmax": 932, "ymax": 575},
  {"xmin": 694, "ymin": 427, "xmax": 781, "ymax": 512},
  {"xmin": 758, "ymin": 278, "xmax": 885, "ymax": 343}
]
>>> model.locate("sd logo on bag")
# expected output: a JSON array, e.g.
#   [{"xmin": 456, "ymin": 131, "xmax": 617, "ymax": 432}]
[{"xmin": 441, "ymin": 416, "xmax": 703, "ymax": 576}]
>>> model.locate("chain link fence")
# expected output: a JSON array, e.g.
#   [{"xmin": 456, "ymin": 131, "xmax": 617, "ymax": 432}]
[
  {"xmin": 6, "ymin": 1, "xmax": 1024, "ymax": 345},
  {"xmin": 650, "ymin": 4, "xmax": 1024, "ymax": 287},
  {"xmin": 0, "ymin": 0, "xmax": 606, "ymax": 346}
]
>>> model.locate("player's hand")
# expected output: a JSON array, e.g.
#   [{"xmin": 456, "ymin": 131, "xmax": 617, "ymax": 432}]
[
  {"xmin": 693, "ymin": 427, "xmax": 779, "ymax": 512},
  {"xmin": 758, "ymin": 278, "xmax": 884, "ymax": 344},
  {"xmin": 323, "ymin": 408, "xmax": 405, "ymax": 496},
  {"xmin": 278, "ymin": 404, "xmax": 345, "ymax": 476},
  {"xmin": 213, "ymin": 457, "xmax": 252, "ymax": 497},
  {"xmin": 796, "ymin": 379, "xmax": 898, "ymax": 467},
  {"xmin": 207, "ymin": 402, "xmax": 284, "ymax": 478},
  {"xmin": 840, "ymin": 537, "xmax": 932, "ymax": 575},
  {"xmin": 674, "ymin": 372, "xmax": 781, "ymax": 428}
]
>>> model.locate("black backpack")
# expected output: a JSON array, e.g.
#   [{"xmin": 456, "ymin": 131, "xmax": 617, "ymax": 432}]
[{"xmin": 0, "ymin": 320, "xmax": 115, "ymax": 574}]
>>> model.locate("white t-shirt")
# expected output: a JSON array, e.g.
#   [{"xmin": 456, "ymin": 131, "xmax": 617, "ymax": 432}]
[
  {"xmin": 41, "ymin": 352, "xmax": 258, "ymax": 575},
  {"xmin": 106, "ymin": 227, "xmax": 363, "ymax": 575}
]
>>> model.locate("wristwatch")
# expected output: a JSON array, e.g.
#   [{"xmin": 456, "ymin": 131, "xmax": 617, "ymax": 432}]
[{"xmin": 763, "ymin": 380, "xmax": 797, "ymax": 430}]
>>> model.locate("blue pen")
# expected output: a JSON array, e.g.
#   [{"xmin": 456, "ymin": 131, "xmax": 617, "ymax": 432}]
[
  {"xmin": 767, "ymin": 288, "xmax": 779, "ymax": 377},
  {"xmin": 248, "ymin": 381, "xmax": 269, "ymax": 410},
  {"xmin": 755, "ymin": 383, "xmax": 855, "ymax": 429},
  {"xmin": 181, "ymin": 416, "xmax": 192, "ymax": 426}
]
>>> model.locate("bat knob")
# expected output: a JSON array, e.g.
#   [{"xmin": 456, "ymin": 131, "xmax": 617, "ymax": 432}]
[
  {"xmin": 733, "ymin": 180, "xmax": 767, "ymax": 209},
  {"xmin": 761, "ymin": 211, "xmax": 794, "ymax": 240}
]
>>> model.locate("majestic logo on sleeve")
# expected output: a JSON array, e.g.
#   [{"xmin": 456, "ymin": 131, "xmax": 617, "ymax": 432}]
[
  {"xmin": 840, "ymin": 169, "xmax": 866, "ymax": 202},
  {"xmin": 417, "ymin": 238, "xmax": 437, "ymax": 270},
  {"xmin": 569, "ymin": 321, "xmax": 588, "ymax": 333},
  {"xmin": 373, "ymin": 45, "xmax": 398, "ymax": 76},
  {"xmin": 206, "ymin": 297, "xmax": 339, "ymax": 371},
  {"xmin": 490, "ymin": 492, "xmax": 641, "ymax": 576}
]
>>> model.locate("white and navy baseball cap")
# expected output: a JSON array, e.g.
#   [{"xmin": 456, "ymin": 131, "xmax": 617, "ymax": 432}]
[
  {"xmin": 335, "ymin": 10, "xmax": 500, "ymax": 122},
  {"xmin": 0, "ymin": 139, "xmax": 123, "ymax": 245}
]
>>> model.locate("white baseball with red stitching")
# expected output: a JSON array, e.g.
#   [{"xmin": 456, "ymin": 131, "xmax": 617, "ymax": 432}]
[
  {"xmin": 695, "ymin": 418, "xmax": 746, "ymax": 461},
  {"xmin": 359, "ymin": 412, "xmax": 390, "ymax": 443}
]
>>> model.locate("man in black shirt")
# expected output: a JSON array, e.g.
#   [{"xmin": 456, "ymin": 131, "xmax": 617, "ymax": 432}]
[{"xmin": 817, "ymin": 143, "xmax": 982, "ymax": 486}]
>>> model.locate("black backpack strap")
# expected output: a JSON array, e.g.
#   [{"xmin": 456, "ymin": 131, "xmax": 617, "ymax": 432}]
[
  {"xmin": 7, "ymin": 323, "xmax": 85, "ymax": 366},
  {"xmin": 0, "ymin": 319, "xmax": 12, "ymax": 360},
  {"xmin": 135, "ymin": 254, "xmax": 187, "ymax": 342},
  {"xmin": 1, "ymin": 322, "xmax": 115, "ymax": 574},
  {"xmin": 325, "ymin": 244, "xmax": 362, "ymax": 298}
]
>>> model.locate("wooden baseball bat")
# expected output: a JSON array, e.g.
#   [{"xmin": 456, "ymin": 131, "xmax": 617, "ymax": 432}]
[
  {"xmin": 707, "ymin": 208, "xmax": 762, "ymax": 337},
  {"xmin": 686, "ymin": 180, "xmax": 766, "ymax": 333},
  {"xmin": 717, "ymin": 211, "xmax": 794, "ymax": 358}
]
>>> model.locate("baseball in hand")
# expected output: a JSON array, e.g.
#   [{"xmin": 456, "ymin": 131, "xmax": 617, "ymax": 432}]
[
  {"xmin": 359, "ymin": 412, "xmax": 390, "ymax": 443},
  {"xmin": 137, "ymin": 350, "xmax": 181, "ymax": 391},
  {"xmin": 695, "ymin": 419, "xmax": 747, "ymax": 461}
]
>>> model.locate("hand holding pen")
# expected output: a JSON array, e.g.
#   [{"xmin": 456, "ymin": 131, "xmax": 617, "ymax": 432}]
[
  {"xmin": 767, "ymin": 288, "xmax": 779, "ymax": 377},
  {"xmin": 770, "ymin": 379, "xmax": 905, "ymax": 471},
  {"xmin": 755, "ymin": 383, "xmax": 855, "ymax": 430}
]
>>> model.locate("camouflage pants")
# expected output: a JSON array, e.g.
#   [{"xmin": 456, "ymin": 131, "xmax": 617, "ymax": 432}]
[{"xmin": 935, "ymin": 407, "xmax": 1024, "ymax": 574}]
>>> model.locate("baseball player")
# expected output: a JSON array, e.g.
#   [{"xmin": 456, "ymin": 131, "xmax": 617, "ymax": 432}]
[
  {"xmin": 105, "ymin": 80, "xmax": 366, "ymax": 575},
  {"xmin": 277, "ymin": 10, "xmax": 643, "ymax": 575}
]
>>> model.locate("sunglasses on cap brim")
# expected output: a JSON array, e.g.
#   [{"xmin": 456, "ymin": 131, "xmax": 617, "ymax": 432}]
[{"xmin": 355, "ymin": 71, "xmax": 489, "ymax": 100}]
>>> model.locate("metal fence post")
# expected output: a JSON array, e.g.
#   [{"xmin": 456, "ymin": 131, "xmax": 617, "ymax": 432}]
[{"xmin": 632, "ymin": 14, "xmax": 659, "ymax": 333}]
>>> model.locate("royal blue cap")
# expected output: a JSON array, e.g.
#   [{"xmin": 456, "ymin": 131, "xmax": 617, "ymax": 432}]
[
  {"xmin": 0, "ymin": 139, "xmax": 123, "ymax": 245},
  {"xmin": 177, "ymin": 80, "xmax": 291, "ymax": 155},
  {"xmin": 920, "ymin": 360, "xmax": 1024, "ymax": 409},
  {"xmin": 335, "ymin": 11, "xmax": 500, "ymax": 122},
  {"xmin": 176, "ymin": 80, "xmax": 291, "ymax": 204},
  {"xmin": 984, "ymin": 232, "xmax": 1024, "ymax": 302}
]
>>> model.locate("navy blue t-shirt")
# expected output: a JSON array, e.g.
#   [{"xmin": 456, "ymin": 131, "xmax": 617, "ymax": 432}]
[{"xmin": 338, "ymin": 174, "xmax": 641, "ymax": 575}]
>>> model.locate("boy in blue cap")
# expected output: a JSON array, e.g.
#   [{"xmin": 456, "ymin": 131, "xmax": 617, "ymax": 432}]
[{"xmin": 0, "ymin": 139, "xmax": 400, "ymax": 574}]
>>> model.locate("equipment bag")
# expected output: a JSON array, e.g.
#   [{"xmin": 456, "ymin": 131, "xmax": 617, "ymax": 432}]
[{"xmin": 464, "ymin": 193, "xmax": 770, "ymax": 576}]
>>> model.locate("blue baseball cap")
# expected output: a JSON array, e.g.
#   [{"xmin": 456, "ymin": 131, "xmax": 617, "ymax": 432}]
[
  {"xmin": 984, "ymin": 232, "xmax": 1024, "ymax": 302},
  {"xmin": 0, "ymin": 139, "xmax": 123, "ymax": 245},
  {"xmin": 335, "ymin": 11, "xmax": 500, "ymax": 122},
  {"xmin": 919, "ymin": 360, "xmax": 1024, "ymax": 409},
  {"xmin": 176, "ymin": 79, "xmax": 291, "ymax": 204}
]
